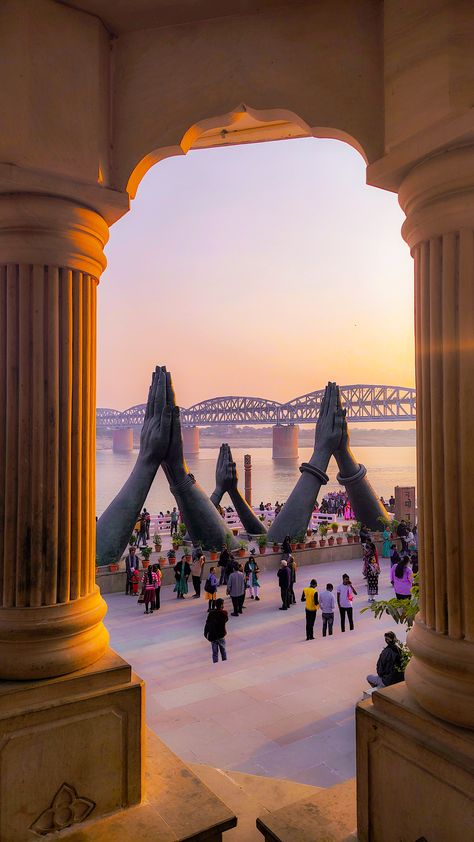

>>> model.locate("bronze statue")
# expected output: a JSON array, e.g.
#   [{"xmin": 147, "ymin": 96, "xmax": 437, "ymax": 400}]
[{"xmin": 96, "ymin": 374, "xmax": 388, "ymax": 565}]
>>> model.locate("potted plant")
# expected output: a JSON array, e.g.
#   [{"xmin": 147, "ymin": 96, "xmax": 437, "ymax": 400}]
[
  {"xmin": 290, "ymin": 536, "xmax": 298, "ymax": 552},
  {"xmin": 157, "ymin": 556, "xmax": 166, "ymax": 569},
  {"xmin": 257, "ymin": 534, "xmax": 267, "ymax": 555},
  {"xmin": 319, "ymin": 523, "xmax": 329, "ymax": 547},
  {"xmin": 336, "ymin": 534, "xmax": 343, "ymax": 545},
  {"xmin": 351, "ymin": 525, "xmax": 360, "ymax": 543},
  {"xmin": 209, "ymin": 547, "xmax": 218, "ymax": 561},
  {"xmin": 232, "ymin": 527, "xmax": 239, "ymax": 536},
  {"xmin": 331, "ymin": 522, "xmax": 339, "ymax": 533},
  {"xmin": 172, "ymin": 535, "xmax": 182, "ymax": 552},
  {"xmin": 272, "ymin": 541, "xmax": 280, "ymax": 553},
  {"xmin": 237, "ymin": 540, "xmax": 248, "ymax": 558},
  {"xmin": 183, "ymin": 545, "xmax": 192, "ymax": 563},
  {"xmin": 167, "ymin": 548, "xmax": 176, "ymax": 565},
  {"xmin": 308, "ymin": 531, "xmax": 317, "ymax": 549},
  {"xmin": 296, "ymin": 531, "xmax": 306, "ymax": 550},
  {"xmin": 342, "ymin": 524, "xmax": 349, "ymax": 532},
  {"xmin": 141, "ymin": 545, "xmax": 152, "ymax": 568},
  {"xmin": 108, "ymin": 561, "xmax": 119, "ymax": 572},
  {"xmin": 128, "ymin": 533, "xmax": 137, "ymax": 546},
  {"xmin": 347, "ymin": 532, "xmax": 354, "ymax": 544},
  {"xmin": 153, "ymin": 532, "xmax": 162, "ymax": 552},
  {"xmin": 328, "ymin": 533, "xmax": 335, "ymax": 546},
  {"xmin": 178, "ymin": 522, "xmax": 187, "ymax": 539}
]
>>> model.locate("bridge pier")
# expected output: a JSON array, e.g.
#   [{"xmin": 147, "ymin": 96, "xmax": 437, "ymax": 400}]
[
  {"xmin": 182, "ymin": 425, "xmax": 200, "ymax": 455},
  {"xmin": 272, "ymin": 424, "xmax": 299, "ymax": 459},
  {"xmin": 112, "ymin": 427, "xmax": 134, "ymax": 453}
]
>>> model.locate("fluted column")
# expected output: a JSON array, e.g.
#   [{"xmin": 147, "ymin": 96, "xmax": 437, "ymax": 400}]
[
  {"xmin": 0, "ymin": 195, "xmax": 109, "ymax": 679},
  {"xmin": 400, "ymin": 147, "xmax": 474, "ymax": 729}
]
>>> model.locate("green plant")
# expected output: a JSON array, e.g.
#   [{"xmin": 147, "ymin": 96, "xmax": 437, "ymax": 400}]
[
  {"xmin": 377, "ymin": 516, "xmax": 391, "ymax": 531},
  {"xmin": 128, "ymin": 534, "xmax": 137, "ymax": 546},
  {"xmin": 361, "ymin": 574, "xmax": 419, "ymax": 670},
  {"xmin": 225, "ymin": 533, "xmax": 232, "ymax": 550},
  {"xmin": 259, "ymin": 514, "xmax": 266, "ymax": 521},
  {"xmin": 391, "ymin": 518, "xmax": 399, "ymax": 533},
  {"xmin": 238, "ymin": 540, "xmax": 248, "ymax": 550},
  {"xmin": 172, "ymin": 535, "xmax": 182, "ymax": 549},
  {"xmin": 318, "ymin": 523, "xmax": 329, "ymax": 537},
  {"xmin": 330, "ymin": 522, "xmax": 339, "ymax": 532},
  {"xmin": 153, "ymin": 533, "xmax": 162, "ymax": 545},
  {"xmin": 141, "ymin": 545, "xmax": 152, "ymax": 561},
  {"xmin": 178, "ymin": 522, "xmax": 187, "ymax": 538},
  {"xmin": 295, "ymin": 530, "xmax": 306, "ymax": 544},
  {"xmin": 257, "ymin": 533, "xmax": 267, "ymax": 548}
]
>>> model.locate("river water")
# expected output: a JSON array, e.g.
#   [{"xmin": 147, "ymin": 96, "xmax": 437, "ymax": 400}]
[{"xmin": 96, "ymin": 446, "xmax": 416, "ymax": 517}]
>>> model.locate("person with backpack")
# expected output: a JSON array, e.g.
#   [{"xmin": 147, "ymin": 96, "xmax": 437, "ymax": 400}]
[
  {"xmin": 204, "ymin": 598, "xmax": 228, "ymax": 663},
  {"xmin": 204, "ymin": 566, "xmax": 218, "ymax": 611},
  {"xmin": 367, "ymin": 631, "xmax": 404, "ymax": 688}
]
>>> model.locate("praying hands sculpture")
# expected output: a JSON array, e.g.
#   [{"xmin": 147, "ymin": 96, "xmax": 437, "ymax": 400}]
[{"xmin": 96, "ymin": 372, "xmax": 388, "ymax": 565}]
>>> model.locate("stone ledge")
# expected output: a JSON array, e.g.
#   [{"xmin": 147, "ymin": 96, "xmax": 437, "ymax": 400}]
[
  {"xmin": 255, "ymin": 779, "xmax": 357, "ymax": 841},
  {"xmin": 60, "ymin": 728, "xmax": 237, "ymax": 841}
]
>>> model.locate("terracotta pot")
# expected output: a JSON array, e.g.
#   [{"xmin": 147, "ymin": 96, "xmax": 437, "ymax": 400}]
[
  {"xmin": 272, "ymin": 544, "xmax": 280, "ymax": 553},
  {"xmin": 342, "ymin": 525, "xmax": 348, "ymax": 533},
  {"xmin": 306, "ymin": 529, "xmax": 312, "ymax": 537},
  {"xmin": 336, "ymin": 536, "xmax": 343, "ymax": 545},
  {"xmin": 153, "ymin": 544, "xmax": 161, "ymax": 553},
  {"xmin": 331, "ymin": 527, "xmax": 338, "ymax": 534},
  {"xmin": 108, "ymin": 563, "xmax": 119, "ymax": 572},
  {"xmin": 347, "ymin": 535, "xmax": 353, "ymax": 544},
  {"xmin": 296, "ymin": 542, "xmax": 304, "ymax": 550},
  {"xmin": 142, "ymin": 560, "xmax": 150, "ymax": 568},
  {"xmin": 353, "ymin": 536, "xmax": 360, "ymax": 543},
  {"xmin": 319, "ymin": 539, "xmax": 326, "ymax": 547},
  {"xmin": 210, "ymin": 551, "xmax": 218, "ymax": 561},
  {"xmin": 290, "ymin": 543, "xmax": 297, "ymax": 552},
  {"xmin": 232, "ymin": 528, "xmax": 239, "ymax": 536},
  {"xmin": 258, "ymin": 546, "xmax": 266, "ymax": 554},
  {"xmin": 308, "ymin": 540, "xmax": 317, "ymax": 548},
  {"xmin": 328, "ymin": 537, "xmax": 335, "ymax": 546},
  {"xmin": 238, "ymin": 548, "xmax": 245, "ymax": 557}
]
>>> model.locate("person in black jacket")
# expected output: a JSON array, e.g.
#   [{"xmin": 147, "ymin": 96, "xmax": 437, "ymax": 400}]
[
  {"xmin": 204, "ymin": 598, "xmax": 228, "ymax": 662},
  {"xmin": 367, "ymin": 632, "xmax": 404, "ymax": 688},
  {"xmin": 218, "ymin": 545, "xmax": 231, "ymax": 586},
  {"xmin": 277, "ymin": 560, "xmax": 291, "ymax": 610}
]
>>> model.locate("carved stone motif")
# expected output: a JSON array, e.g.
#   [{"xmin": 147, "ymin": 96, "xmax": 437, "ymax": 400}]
[{"xmin": 30, "ymin": 783, "xmax": 95, "ymax": 836}]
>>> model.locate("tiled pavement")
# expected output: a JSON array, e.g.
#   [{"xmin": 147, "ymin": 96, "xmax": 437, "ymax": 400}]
[{"xmin": 104, "ymin": 556, "xmax": 401, "ymax": 787}]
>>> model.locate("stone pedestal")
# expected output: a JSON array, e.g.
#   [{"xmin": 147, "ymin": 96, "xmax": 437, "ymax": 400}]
[
  {"xmin": 272, "ymin": 424, "xmax": 298, "ymax": 459},
  {"xmin": 0, "ymin": 650, "xmax": 143, "ymax": 841},
  {"xmin": 113, "ymin": 427, "xmax": 134, "ymax": 452},
  {"xmin": 182, "ymin": 425, "xmax": 200, "ymax": 455},
  {"xmin": 356, "ymin": 684, "xmax": 474, "ymax": 842}
]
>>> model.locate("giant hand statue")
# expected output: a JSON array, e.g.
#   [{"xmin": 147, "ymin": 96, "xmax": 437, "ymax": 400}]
[
  {"xmin": 267, "ymin": 382, "xmax": 344, "ymax": 543},
  {"xmin": 333, "ymin": 391, "xmax": 389, "ymax": 530},
  {"xmin": 96, "ymin": 366, "xmax": 172, "ymax": 566},
  {"xmin": 160, "ymin": 386, "xmax": 238, "ymax": 551},
  {"xmin": 211, "ymin": 443, "xmax": 267, "ymax": 536}
]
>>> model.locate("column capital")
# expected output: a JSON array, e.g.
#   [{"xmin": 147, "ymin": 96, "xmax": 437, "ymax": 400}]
[
  {"xmin": 0, "ymin": 194, "xmax": 108, "ymax": 278},
  {"xmin": 400, "ymin": 145, "xmax": 474, "ymax": 249}
]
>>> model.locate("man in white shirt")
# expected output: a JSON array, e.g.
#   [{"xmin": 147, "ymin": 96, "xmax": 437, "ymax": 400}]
[
  {"xmin": 318, "ymin": 583, "xmax": 336, "ymax": 636},
  {"xmin": 336, "ymin": 574, "xmax": 357, "ymax": 632}
]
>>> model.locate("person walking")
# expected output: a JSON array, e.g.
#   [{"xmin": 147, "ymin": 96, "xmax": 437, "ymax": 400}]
[
  {"xmin": 227, "ymin": 565, "xmax": 246, "ymax": 616},
  {"xmin": 301, "ymin": 578, "xmax": 318, "ymax": 640},
  {"xmin": 337, "ymin": 574, "xmax": 357, "ymax": 632},
  {"xmin": 218, "ymin": 544, "xmax": 231, "ymax": 586},
  {"xmin": 152, "ymin": 562, "xmax": 162, "ymax": 610},
  {"xmin": 173, "ymin": 555, "xmax": 190, "ymax": 599},
  {"xmin": 390, "ymin": 556, "xmax": 413, "ymax": 600},
  {"xmin": 191, "ymin": 552, "xmax": 205, "ymax": 598},
  {"xmin": 142, "ymin": 565, "xmax": 158, "ymax": 615},
  {"xmin": 318, "ymin": 583, "xmax": 336, "ymax": 637},
  {"xmin": 367, "ymin": 631, "xmax": 404, "ymax": 688},
  {"xmin": 204, "ymin": 598, "xmax": 228, "ymax": 663},
  {"xmin": 244, "ymin": 550, "xmax": 261, "ymax": 600},
  {"xmin": 382, "ymin": 527, "xmax": 391, "ymax": 558},
  {"xmin": 277, "ymin": 560, "xmax": 291, "ymax": 610},
  {"xmin": 204, "ymin": 566, "xmax": 218, "ymax": 611},
  {"xmin": 366, "ymin": 555, "xmax": 381, "ymax": 602},
  {"xmin": 143, "ymin": 507, "xmax": 151, "ymax": 540},
  {"xmin": 124, "ymin": 545, "xmax": 139, "ymax": 595}
]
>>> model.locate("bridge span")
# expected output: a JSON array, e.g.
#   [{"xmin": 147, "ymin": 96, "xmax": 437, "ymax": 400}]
[{"xmin": 97, "ymin": 385, "xmax": 416, "ymax": 456}]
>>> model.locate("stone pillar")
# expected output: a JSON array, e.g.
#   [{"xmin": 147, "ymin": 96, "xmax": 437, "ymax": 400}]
[
  {"xmin": 399, "ymin": 146, "xmax": 474, "ymax": 730},
  {"xmin": 113, "ymin": 427, "xmax": 134, "ymax": 453},
  {"xmin": 244, "ymin": 454, "xmax": 252, "ymax": 506},
  {"xmin": 0, "ymin": 195, "xmax": 109, "ymax": 680},
  {"xmin": 182, "ymin": 425, "xmax": 200, "ymax": 455},
  {"xmin": 272, "ymin": 424, "xmax": 298, "ymax": 459}
]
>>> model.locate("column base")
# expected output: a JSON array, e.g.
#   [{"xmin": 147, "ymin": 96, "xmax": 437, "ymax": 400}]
[
  {"xmin": 0, "ymin": 587, "xmax": 109, "ymax": 680},
  {"xmin": 0, "ymin": 648, "xmax": 142, "ymax": 841},
  {"xmin": 356, "ymin": 683, "xmax": 474, "ymax": 842}
]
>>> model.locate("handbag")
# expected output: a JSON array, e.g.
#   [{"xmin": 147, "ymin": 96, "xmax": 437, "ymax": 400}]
[{"xmin": 204, "ymin": 578, "xmax": 214, "ymax": 594}]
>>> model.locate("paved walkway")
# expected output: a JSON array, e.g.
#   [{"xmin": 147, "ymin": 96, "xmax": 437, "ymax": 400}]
[{"xmin": 104, "ymin": 557, "xmax": 402, "ymax": 787}]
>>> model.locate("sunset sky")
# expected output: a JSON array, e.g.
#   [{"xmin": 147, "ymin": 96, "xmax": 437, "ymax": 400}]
[{"xmin": 98, "ymin": 138, "xmax": 414, "ymax": 411}]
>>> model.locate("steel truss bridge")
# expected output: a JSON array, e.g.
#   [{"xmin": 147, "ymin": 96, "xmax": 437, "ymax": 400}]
[{"xmin": 97, "ymin": 385, "xmax": 416, "ymax": 429}]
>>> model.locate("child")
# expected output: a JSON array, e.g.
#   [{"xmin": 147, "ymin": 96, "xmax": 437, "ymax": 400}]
[
  {"xmin": 204, "ymin": 566, "xmax": 218, "ymax": 611},
  {"xmin": 131, "ymin": 567, "xmax": 140, "ymax": 595}
]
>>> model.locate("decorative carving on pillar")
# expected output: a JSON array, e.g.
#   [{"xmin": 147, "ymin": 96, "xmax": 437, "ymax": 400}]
[
  {"xmin": 0, "ymin": 196, "xmax": 109, "ymax": 679},
  {"xmin": 399, "ymin": 146, "xmax": 474, "ymax": 729},
  {"xmin": 30, "ymin": 783, "xmax": 95, "ymax": 836}
]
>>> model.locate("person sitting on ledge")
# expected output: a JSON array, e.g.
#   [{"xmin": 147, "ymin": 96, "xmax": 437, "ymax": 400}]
[{"xmin": 367, "ymin": 631, "xmax": 405, "ymax": 689}]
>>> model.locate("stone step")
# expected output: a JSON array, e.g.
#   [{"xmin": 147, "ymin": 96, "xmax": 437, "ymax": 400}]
[
  {"xmin": 256, "ymin": 779, "xmax": 357, "ymax": 841},
  {"xmin": 190, "ymin": 764, "xmax": 323, "ymax": 842}
]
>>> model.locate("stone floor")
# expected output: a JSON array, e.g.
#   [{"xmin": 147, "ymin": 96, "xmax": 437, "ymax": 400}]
[{"xmin": 104, "ymin": 556, "xmax": 401, "ymax": 787}]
